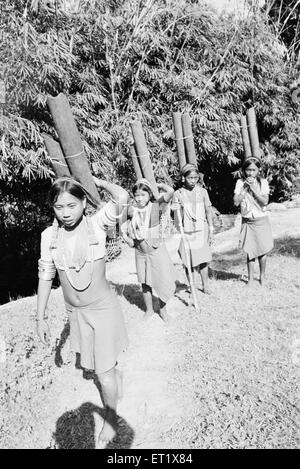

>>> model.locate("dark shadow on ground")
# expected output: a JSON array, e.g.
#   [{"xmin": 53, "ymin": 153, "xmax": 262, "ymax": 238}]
[
  {"xmin": 112, "ymin": 280, "xmax": 191, "ymax": 311},
  {"xmin": 174, "ymin": 280, "xmax": 190, "ymax": 307},
  {"xmin": 51, "ymin": 402, "xmax": 134, "ymax": 449},
  {"xmin": 211, "ymin": 247, "xmax": 245, "ymax": 269},
  {"xmin": 112, "ymin": 283, "xmax": 146, "ymax": 312},
  {"xmin": 270, "ymin": 235, "xmax": 300, "ymax": 258},
  {"xmin": 209, "ymin": 268, "xmax": 243, "ymax": 281},
  {"xmin": 205, "ymin": 247, "xmax": 245, "ymax": 282},
  {"xmin": 54, "ymin": 321, "xmax": 70, "ymax": 368}
]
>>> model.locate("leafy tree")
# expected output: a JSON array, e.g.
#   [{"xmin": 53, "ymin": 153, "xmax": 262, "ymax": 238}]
[
  {"xmin": 0, "ymin": 0, "xmax": 299, "ymax": 217},
  {"xmin": 264, "ymin": 0, "xmax": 300, "ymax": 58}
]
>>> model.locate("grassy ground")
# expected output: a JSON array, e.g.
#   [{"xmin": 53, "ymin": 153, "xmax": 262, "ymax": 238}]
[{"xmin": 0, "ymin": 209, "xmax": 299, "ymax": 449}]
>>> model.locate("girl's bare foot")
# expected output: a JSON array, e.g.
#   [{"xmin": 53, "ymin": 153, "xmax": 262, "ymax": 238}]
[
  {"xmin": 202, "ymin": 287, "xmax": 211, "ymax": 295},
  {"xmin": 143, "ymin": 309, "xmax": 155, "ymax": 321},
  {"xmin": 96, "ymin": 410, "xmax": 117, "ymax": 449},
  {"xmin": 259, "ymin": 276, "xmax": 265, "ymax": 286},
  {"xmin": 159, "ymin": 310, "xmax": 172, "ymax": 324}
]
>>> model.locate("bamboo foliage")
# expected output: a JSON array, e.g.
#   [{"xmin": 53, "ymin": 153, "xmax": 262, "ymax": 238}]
[{"xmin": 0, "ymin": 0, "xmax": 299, "ymax": 217}]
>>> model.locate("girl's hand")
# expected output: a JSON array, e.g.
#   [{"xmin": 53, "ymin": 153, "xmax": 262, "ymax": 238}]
[
  {"xmin": 92, "ymin": 176, "xmax": 106, "ymax": 188},
  {"xmin": 208, "ymin": 226, "xmax": 214, "ymax": 245},
  {"xmin": 171, "ymin": 201, "xmax": 182, "ymax": 211},
  {"xmin": 37, "ymin": 319, "xmax": 50, "ymax": 345},
  {"xmin": 122, "ymin": 233, "xmax": 135, "ymax": 248}
]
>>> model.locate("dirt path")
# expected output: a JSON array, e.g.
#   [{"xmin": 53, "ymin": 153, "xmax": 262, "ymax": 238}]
[{"xmin": 0, "ymin": 208, "xmax": 299, "ymax": 449}]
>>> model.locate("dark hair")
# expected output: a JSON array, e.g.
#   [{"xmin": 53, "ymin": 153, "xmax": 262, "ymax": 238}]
[
  {"xmin": 183, "ymin": 168, "xmax": 199, "ymax": 178},
  {"xmin": 49, "ymin": 178, "xmax": 86, "ymax": 206},
  {"xmin": 241, "ymin": 158, "xmax": 262, "ymax": 185},
  {"xmin": 132, "ymin": 182, "xmax": 156, "ymax": 202},
  {"xmin": 174, "ymin": 169, "xmax": 205, "ymax": 190}
]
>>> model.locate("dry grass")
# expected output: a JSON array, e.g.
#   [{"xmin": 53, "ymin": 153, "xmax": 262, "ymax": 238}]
[{"xmin": 0, "ymin": 214, "xmax": 299, "ymax": 449}]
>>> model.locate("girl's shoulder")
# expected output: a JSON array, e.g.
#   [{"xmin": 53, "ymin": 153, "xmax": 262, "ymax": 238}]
[
  {"xmin": 259, "ymin": 177, "xmax": 268, "ymax": 184},
  {"xmin": 173, "ymin": 186, "xmax": 182, "ymax": 194},
  {"xmin": 258, "ymin": 177, "xmax": 269, "ymax": 192},
  {"xmin": 234, "ymin": 178, "xmax": 244, "ymax": 188},
  {"xmin": 41, "ymin": 224, "xmax": 54, "ymax": 239},
  {"xmin": 40, "ymin": 224, "xmax": 55, "ymax": 250},
  {"xmin": 197, "ymin": 184, "xmax": 207, "ymax": 193}
]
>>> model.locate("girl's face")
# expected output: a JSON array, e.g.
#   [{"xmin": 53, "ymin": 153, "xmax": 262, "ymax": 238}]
[
  {"xmin": 184, "ymin": 170, "xmax": 199, "ymax": 189},
  {"xmin": 245, "ymin": 163, "xmax": 259, "ymax": 182},
  {"xmin": 134, "ymin": 189, "xmax": 151, "ymax": 209},
  {"xmin": 53, "ymin": 191, "xmax": 86, "ymax": 228}
]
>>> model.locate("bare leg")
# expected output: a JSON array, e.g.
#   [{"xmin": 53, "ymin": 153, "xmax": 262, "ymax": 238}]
[
  {"xmin": 159, "ymin": 299, "xmax": 172, "ymax": 324},
  {"xmin": 116, "ymin": 368, "xmax": 123, "ymax": 401},
  {"xmin": 247, "ymin": 256, "xmax": 255, "ymax": 286},
  {"xmin": 258, "ymin": 254, "xmax": 267, "ymax": 285},
  {"xmin": 142, "ymin": 283, "xmax": 155, "ymax": 319},
  {"xmin": 184, "ymin": 266, "xmax": 191, "ymax": 292},
  {"xmin": 199, "ymin": 263, "xmax": 210, "ymax": 294},
  {"xmin": 185, "ymin": 265, "xmax": 198, "ymax": 291},
  {"xmin": 96, "ymin": 367, "xmax": 118, "ymax": 448}
]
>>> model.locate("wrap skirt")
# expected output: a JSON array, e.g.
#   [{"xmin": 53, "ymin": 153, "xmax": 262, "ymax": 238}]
[
  {"xmin": 240, "ymin": 215, "xmax": 274, "ymax": 260},
  {"xmin": 135, "ymin": 242, "xmax": 176, "ymax": 304},
  {"xmin": 66, "ymin": 289, "xmax": 128, "ymax": 374}
]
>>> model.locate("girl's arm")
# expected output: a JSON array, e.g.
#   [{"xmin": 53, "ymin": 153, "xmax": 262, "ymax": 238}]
[
  {"xmin": 93, "ymin": 177, "xmax": 129, "ymax": 215},
  {"xmin": 233, "ymin": 181, "xmax": 247, "ymax": 207},
  {"xmin": 120, "ymin": 218, "xmax": 135, "ymax": 248},
  {"xmin": 245, "ymin": 182, "xmax": 269, "ymax": 207},
  {"xmin": 203, "ymin": 190, "xmax": 214, "ymax": 241},
  {"xmin": 157, "ymin": 183, "xmax": 174, "ymax": 204},
  {"xmin": 122, "ymin": 231, "xmax": 135, "ymax": 248},
  {"xmin": 37, "ymin": 279, "xmax": 52, "ymax": 344}
]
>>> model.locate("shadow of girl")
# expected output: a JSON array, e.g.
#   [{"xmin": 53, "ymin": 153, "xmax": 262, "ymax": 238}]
[{"xmin": 52, "ymin": 402, "xmax": 134, "ymax": 449}]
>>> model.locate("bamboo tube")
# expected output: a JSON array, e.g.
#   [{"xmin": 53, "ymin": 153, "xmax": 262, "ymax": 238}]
[
  {"xmin": 246, "ymin": 107, "xmax": 261, "ymax": 160},
  {"xmin": 130, "ymin": 120, "xmax": 159, "ymax": 199},
  {"xmin": 181, "ymin": 113, "xmax": 197, "ymax": 166},
  {"xmin": 172, "ymin": 112, "xmax": 186, "ymax": 170},
  {"xmin": 130, "ymin": 144, "xmax": 143, "ymax": 179},
  {"xmin": 240, "ymin": 115, "xmax": 252, "ymax": 160},
  {"xmin": 47, "ymin": 93, "xmax": 100, "ymax": 204},
  {"xmin": 43, "ymin": 133, "xmax": 71, "ymax": 178}
]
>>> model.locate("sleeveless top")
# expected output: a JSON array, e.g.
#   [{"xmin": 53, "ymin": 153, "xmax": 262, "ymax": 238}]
[
  {"xmin": 39, "ymin": 201, "xmax": 123, "ymax": 290},
  {"xmin": 173, "ymin": 185, "xmax": 211, "ymax": 232},
  {"xmin": 126, "ymin": 201, "xmax": 165, "ymax": 249}
]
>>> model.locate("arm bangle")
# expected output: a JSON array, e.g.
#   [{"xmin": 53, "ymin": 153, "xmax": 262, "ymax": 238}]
[{"xmin": 38, "ymin": 259, "xmax": 56, "ymax": 281}]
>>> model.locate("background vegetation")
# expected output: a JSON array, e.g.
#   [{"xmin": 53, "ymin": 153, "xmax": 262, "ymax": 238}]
[{"xmin": 0, "ymin": 0, "xmax": 299, "ymax": 301}]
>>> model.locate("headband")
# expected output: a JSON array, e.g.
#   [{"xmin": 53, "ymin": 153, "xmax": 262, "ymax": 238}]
[
  {"xmin": 181, "ymin": 163, "xmax": 198, "ymax": 176},
  {"xmin": 134, "ymin": 178, "xmax": 154, "ymax": 191},
  {"xmin": 53, "ymin": 176, "xmax": 99, "ymax": 206},
  {"xmin": 244, "ymin": 156, "xmax": 261, "ymax": 165}
]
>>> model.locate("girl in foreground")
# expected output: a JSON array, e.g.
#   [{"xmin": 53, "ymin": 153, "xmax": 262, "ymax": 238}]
[
  {"xmin": 122, "ymin": 178, "xmax": 176, "ymax": 322},
  {"xmin": 234, "ymin": 158, "xmax": 273, "ymax": 286},
  {"xmin": 173, "ymin": 164, "xmax": 214, "ymax": 294},
  {"xmin": 36, "ymin": 176, "xmax": 129, "ymax": 448}
]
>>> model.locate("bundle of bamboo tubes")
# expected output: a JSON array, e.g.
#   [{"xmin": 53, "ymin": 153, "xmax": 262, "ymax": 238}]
[
  {"xmin": 240, "ymin": 107, "xmax": 261, "ymax": 161},
  {"xmin": 129, "ymin": 119, "xmax": 159, "ymax": 199},
  {"xmin": 172, "ymin": 111, "xmax": 197, "ymax": 170},
  {"xmin": 44, "ymin": 93, "xmax": 101, "ymax": 206}
]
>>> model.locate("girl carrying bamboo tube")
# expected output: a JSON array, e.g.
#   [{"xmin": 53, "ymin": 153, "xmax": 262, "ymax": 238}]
[
  {"xmin": 121, "ymin": 178, "xmax": 176, "ymax": 322},
  {"xmin": 36, "ymin": 176, "xmax": 129, "ymax": 448},
  {"xmin": 234, "ymin": 157, "xmax": 273, "ymax": 286},
  {"xmin": 172, "ymin": 164, "xmax": 214, "ymax": 294}
]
